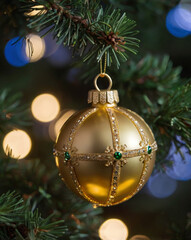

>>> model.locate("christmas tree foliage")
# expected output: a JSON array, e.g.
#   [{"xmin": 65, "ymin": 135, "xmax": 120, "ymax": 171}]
[{"xmin": 0, "ymin": 0, "xmax": 191, "ymax": 239}]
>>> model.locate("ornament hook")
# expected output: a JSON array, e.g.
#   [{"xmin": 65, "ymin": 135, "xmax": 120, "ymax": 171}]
[
  {"xmin": 94, "ymin": 73, "xmax": 113, "ymax": 91},
  {"xmin": 100, "ymin": 52, "xmax": 107, "ymax": 75}
]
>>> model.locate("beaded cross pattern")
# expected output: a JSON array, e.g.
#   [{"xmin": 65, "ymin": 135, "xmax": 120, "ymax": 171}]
[{"xmin": 54, "ymin": 107, "xmax": 157, "ymax": 206}]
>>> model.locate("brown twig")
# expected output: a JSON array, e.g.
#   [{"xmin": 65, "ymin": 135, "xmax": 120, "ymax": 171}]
[{"xmin": 47, "ymin": 1, "xmax": 126, "ymax": 51}]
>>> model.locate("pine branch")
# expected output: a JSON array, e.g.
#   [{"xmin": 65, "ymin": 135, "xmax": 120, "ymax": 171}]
[
  {"xmin": 104, "ymin": 55, "xmax": 190, "ymax": 169},
  {"xmin": 0, "ymin": 89, "xmax": 31, "ymax": 133},
  {"xmin": 0, "ymin": 153, "xmax": 102, "ymax": 239},
  {"xmin": 6, "ymin": 0, "xmax": 139, "ymax": 68},
  {"xmin": 155, "ymin": 84, "xmax": 191, "ymax": 152},
  {"xmin": 0, "ymin": 191, "xmax": 67, "ymax": 239},
  {"xmin": 0, "ymin": 191, "xmax": 24, "ymax": 223}
]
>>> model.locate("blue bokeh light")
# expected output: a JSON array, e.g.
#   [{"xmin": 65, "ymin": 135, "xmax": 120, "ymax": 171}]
[
  {"xmin": 47, "ymin": 45, "xmax": 71, "ymax": 67},
  {"xmin": 166, "ymin": 7, "xmax": 190, "ymax": 38},
  {"xmin": 166, "ymin": 137, "xmax": 191, "ymax": 181},
  {"xmin": 4, "ymin": 37, "xmax": 29, "ymax": 67},
  {"xmin": 43, "ymin": 33, "xmax": 59, "ymax": 58},
  {"xmin": 147, "ymin": 172, "xmax": 177, "ymax": 198},
  {"xmin": 176, "ymin": 3, "xmax": 191, "ymax": 32}
]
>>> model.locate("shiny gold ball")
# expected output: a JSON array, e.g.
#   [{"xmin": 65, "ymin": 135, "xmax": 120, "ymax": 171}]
[{"xmin": 54, "ymin": 89, "xmax": 157, "ymax": 207}]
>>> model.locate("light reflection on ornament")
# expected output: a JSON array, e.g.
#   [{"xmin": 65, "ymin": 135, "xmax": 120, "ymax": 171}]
[
  {"xmin": 86, "ymin": 183, "xmax": 108, "ymax": 197},
  {"xmin": 31, "ymin": 93, "xmax": 60, "ymax": 122},
  {"xmin": 130, "ymin": 235, "xmax": 151, "ymax": 240},
  {"xmin": 118, "ymin": 178, "xmax": 136, "ymax": 192},
  {"xmin": 26, "ymin": 34, "xmax": 45, "ymax": 62},
  {"xmin": 166, "ymin": 137, "xmax": 191, "ymax": 181},
  {"xmin": 48, "ymin": 45, "xmax": 72, "ymax": 67},
  {"xmin": 4, "ymin": 37, "xmax": 29, "ymax": 67},
  {"xmin": 147, "ymin": 172, "xmax": 177, "ymax": 198},
  {"xmin": 3, "ymin": 130, "xmax": 32, "ymax": 159},
  {"xmin": 99, "ymin": 219, "xmax": 128, "ymax": 240},
  {"xmin": 49, "ymin": 110, "xmax": 76, "ymax": 141}
]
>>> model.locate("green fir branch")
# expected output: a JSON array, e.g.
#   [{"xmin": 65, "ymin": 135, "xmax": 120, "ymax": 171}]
[
  {"xmin": 106, "ymin": 55, "xmax": 191, "ymax": 169},
  {"xmin": 0, "ymin": 89, "xmax": 31, "ymax": 133},
  {"xmin": 17, "ymin": 0, "xmax": 139, "ymax": 68},
  {"xmin": 0, "ymin": 153, "xmax": 102, "ymax": 239},
  {"xmin": 0, "ymin": 191, "xmax": 67, "ymax": 239}
]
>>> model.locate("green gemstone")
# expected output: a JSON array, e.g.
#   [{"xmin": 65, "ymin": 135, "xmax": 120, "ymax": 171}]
[
  {"xmin": 64, "ymin": 151, "xmax": 71, "ymax": 161},
  {"xmin": 147, "ymin": 146, "xmax": 152, "ymax": 154},
  {"xmin": 114, "ymin": 152, "xmax": 122, "ymax": 160}
]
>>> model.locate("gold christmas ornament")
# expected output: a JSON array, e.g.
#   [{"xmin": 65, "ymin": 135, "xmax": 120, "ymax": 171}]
[{"xmin": 54, "ymin": 72, "xmax": 157, "ymax": 207}]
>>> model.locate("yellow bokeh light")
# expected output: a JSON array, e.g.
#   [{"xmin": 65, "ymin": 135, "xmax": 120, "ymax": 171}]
[
  {"xmin": 26, "ymin": 34, "xmax": 45, "ymax": 62},
  {"xmin": 49, "ymin": 110, "xmax": 76, "ymax": 141},
  {"xmin": 3, "ymin": 130, "xmax": 32, "ymax": 159},
  {"xmin": 130, "ymin": 235, "xmax": 150, "ymax": 240},
  {"xmin": 25, "ymin": 5, "xmax": 47, "ymax": 16},
  {"xmin": 31, "ymin": 93, "xmax": 60, "ymax": 122},
  {"xmin": 54, "ymin": 110, "xmax": 75, "ymax": 138},
  {"xmin": 99, "ymin": 219, "xmax": 128, "ymax": 240}
]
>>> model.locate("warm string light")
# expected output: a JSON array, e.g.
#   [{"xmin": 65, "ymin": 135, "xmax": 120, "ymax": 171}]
[
  {"xmin": 25, "ymin": 5, "xmax": 47, "ymax": 16},
  {"xmin": 31, "ymin": 93, "xmax": 60, "ymax": 123},
  {"xmin": 3, "ymin": 130, "xmax": 32, "ymax": 159},
  {"xmin": 99, "ymin": 219, "xmax": 128, "ymax": 240},
  {"xmin": 98, "ymin": 219, "xmax": 151, "ymax": 240},
  {"xmin": 26, "ymin": 34, "xmax": 46, "ymax": 62}
]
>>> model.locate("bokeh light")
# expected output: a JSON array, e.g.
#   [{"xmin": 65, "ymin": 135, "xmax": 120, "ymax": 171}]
[
  {"xmin": 99, "ymin": 218, "xmax": 128, "ymax": 240},
  {"xmin": 43, "ymin": 33, "xmax": 59, "ymax": 58},
  {"xmin": 26, "ymin": 34, "xmax": 45, "ymax": 62},
  {"xmin": 47, "ymin": 45, "xmax": 72, "ymax": 67},
  {"xmin": 176, "ymin": 3, "xmax": 191, "ymax": 32},
  {"xmin": 31, "ymin": 93, "xmax": 60, "ymax": 122},
  {"xmin": 166, "ymin": 137, "xmax": 191, "ymax": 181},
  {"xmin": 166, "ymin": 3, "xmax": 191, "ymax": 38},
  {"xmin": 49, "ymin": 109, "xmax": 76, "ymax": 141},
  {"xmin": 3, "ymin": 130, "xmax": 32, "ymax": 159},
  {"xmin": 147, "ymin": 172, "xmax": 177, "ymax": 198},
  {"xmin": 130, "ymin": 235, "xmax": 151, "ymax": 240},
  {"xmin": 4, "ymin": 37, "xmax": 29, "ymax": 67},
  {"xmin": 25, "ymin": 5, "xmax": 47, "ymax": 16}
]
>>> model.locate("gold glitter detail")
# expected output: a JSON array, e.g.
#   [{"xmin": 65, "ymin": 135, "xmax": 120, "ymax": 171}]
[
  {"xmin": 54, "ymin": 105, "xmax": 158, "ymax": 207},
  {"xmin": 106, "ymin": 108, "xmax": 121, "ymax": 204},
  {"xmin": 63, "ymin": 108, "xmax": 98, "ymax": 202},
  {"xmin": 54, "ymin": 141, "xmax": 157, "ymax": 166}
]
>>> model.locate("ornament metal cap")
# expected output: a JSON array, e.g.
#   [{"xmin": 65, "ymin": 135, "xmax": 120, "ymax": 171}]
[{"xmin": 88, "ymin": 73, "xmax": 119, "ymax": 105}]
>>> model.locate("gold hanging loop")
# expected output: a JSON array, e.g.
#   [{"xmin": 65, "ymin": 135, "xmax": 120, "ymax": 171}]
[
  {"xmin": 95, "ymin": 52, "xmax": 112, "ymax": 91},
  {"xmin": 100, "ymin": 52, "xmax": 107, "ymax": 77},
  {"xmin": 94, "ymin": 73, "xmax": 113, "ymax": 91}
]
